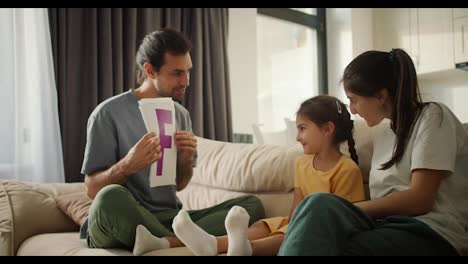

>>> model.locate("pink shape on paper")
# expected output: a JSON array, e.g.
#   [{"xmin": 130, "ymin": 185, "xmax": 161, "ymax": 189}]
[{"xmin": 155, "ymin": 109, "xmax": 172, "ymax": 176}]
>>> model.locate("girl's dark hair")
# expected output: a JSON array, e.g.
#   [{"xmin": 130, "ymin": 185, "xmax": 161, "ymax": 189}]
[
  {"xmin": 297, "ymin": 95, "xmax": 358, "ymax": 164},
  {"xmin": 341, "ymin": 48, "xmax": 426, "ymax": 170},
  {"xmin": 135, "ymin": 28, "xmax": 192, "ymax": 84}
]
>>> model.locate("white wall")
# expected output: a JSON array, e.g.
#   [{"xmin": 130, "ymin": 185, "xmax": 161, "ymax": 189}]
[
  {"xmin": 351, "ymin": 9, "xmax": 374, "ymax": 59},
  {"xmin": 228, "ymin": 8, "xmax": 258, "ymax": 135},
  {"xmin": 326, "ymin": 8, "xmax": 353, "ymax": 103},
  {"xmin": 326, "ymin": 8, "xmax": 374, "ymax": 104}
]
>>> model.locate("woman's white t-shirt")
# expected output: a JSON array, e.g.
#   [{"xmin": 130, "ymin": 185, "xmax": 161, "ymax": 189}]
[{"xmin": 370, "ymin": 103, "xmax": 468, "ymax": 255}]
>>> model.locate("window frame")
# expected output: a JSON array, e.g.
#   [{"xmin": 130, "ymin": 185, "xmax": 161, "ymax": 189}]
[{"xmin": 257, "ymin": 8, "xmax": 328, "ymax": 95}]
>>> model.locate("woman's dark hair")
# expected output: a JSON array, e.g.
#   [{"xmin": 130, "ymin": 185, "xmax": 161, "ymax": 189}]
[
  {"xmin": 297, "ymin": 95, "xmax": 358, "ymax": 164},
  {"xmin": 135, "ymin": 28, "xmax": 192, "ymax": 84},
  {"xmin": 341, "ymin": 48, "xmax": 426, "ymax": 170}
]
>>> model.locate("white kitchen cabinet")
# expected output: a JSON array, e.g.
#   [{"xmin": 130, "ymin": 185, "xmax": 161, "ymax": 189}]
[
  {"xmin": 453, "ymin": 8, "xmax": 468, "ymax": 19},
  {"xmin": 373, "ymin": 9, "xmax": 413, "ymax": 57},
  {"xmin": 373, "ymin": 8, "xmax": 454, "ymax": 74},
  {"xmin": 415, "ymin": 8, "xmax": 454, "ymax": 74},
  {"xmin": 454, "ymin": 16, "xmax": 468, "ymax": 64}
]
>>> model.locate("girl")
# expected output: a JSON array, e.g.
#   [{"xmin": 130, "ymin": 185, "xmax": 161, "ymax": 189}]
[
  {"xmin": 133, "ymin": 95, "xmax": 366, "ymax": 256},
  {"xmin": 278, "ymin": 49, "xmax": 468, "ymax": 256}
]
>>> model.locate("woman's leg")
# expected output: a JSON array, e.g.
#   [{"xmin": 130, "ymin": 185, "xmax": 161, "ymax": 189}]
[
  {"xmin": 278, "ymin": 193, "xmax": 375, "ymax": 256},
  {"xmin": 341, "ymin": 216, "xmax": 459, "ymax": 256},
  {"xmin": 278, "ymin": 193, "xmax": 458, "ymax": 256}
]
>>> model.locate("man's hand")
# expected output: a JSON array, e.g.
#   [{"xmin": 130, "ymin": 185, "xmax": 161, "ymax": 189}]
[
  {"xmin": 175, "ymin": 131, "xmax": 197, "ymax": 191},
  {"xmin": 123, "ymin": 132, "xmax": 162, "ymax": 175},
  {"xmin": 84, "ymin": 132, "xmax": 161, "ymax": 199},
  {"xmin": 175, "ymin": 131, "xmax": 197, "ymax": 163}
]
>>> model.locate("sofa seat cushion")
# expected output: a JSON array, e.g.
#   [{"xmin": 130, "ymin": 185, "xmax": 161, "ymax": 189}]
[
  {"xmin": 17, "ymin": 232, "xmax": 132, "ymax": 256},
  {"xmin": 17, "ymin": 232, "xmax": 199, "ymax": 256},
  {"xmin": 144, "ymin": 247, "xmax": 194, "ymax": 256}
]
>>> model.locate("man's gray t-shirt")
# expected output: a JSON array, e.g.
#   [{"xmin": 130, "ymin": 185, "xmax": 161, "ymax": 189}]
[{"xmin": 81, "ymin": 90, "xmax": 196, "ymax": 212}]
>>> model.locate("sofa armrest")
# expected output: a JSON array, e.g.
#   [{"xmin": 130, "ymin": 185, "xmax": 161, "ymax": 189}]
[{"xmin": 0, "ymin": 180, "xmax": 84, "ymax": 255}]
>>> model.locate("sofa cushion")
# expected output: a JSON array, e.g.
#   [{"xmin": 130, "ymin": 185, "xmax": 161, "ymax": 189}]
[
  {"xmin": 144, "ymin": 246, "xmax": 194, "ymax": 256},
  {"xmin": 192, "ymin": 137, "xmax": 303, "ymax": 193},
  {"xmin": 192, "ymin": 119, "xmax": 382, "ymax": 195},
  {"xmin": 55, "ymin": 192, "xmax": 92, "ymax": 226},
  {"xmin": 178, "ymin": 183, "xmax": 293, "ymax": 218},
  {"xmin": 17, "ymin": 232, "xmax": 197, "ymax": 256},
  {"xmin": 0, "ymin": 180, "xmax": 84, "ymax": 255}
]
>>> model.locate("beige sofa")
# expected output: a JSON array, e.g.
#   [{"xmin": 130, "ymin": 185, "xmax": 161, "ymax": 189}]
[{"xmin": 1, "ymin": 120, "xmax": 466, "ymax": 256}]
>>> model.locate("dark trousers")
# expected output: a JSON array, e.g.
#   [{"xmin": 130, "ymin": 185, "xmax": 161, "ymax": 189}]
[{"xmin": 278, "ymin": 193, "xmax": 458, "ymax": 256}]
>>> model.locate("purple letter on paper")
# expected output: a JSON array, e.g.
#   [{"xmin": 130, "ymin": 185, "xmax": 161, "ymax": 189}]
[{"xmin": 155, "ymin": 109, "xmax": 172, "ymax": 176}]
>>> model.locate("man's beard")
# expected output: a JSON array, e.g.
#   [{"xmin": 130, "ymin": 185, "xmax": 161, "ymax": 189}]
[
  {"xmin": 171, "ymin": 88, "xmax": 186, "ymax": 103},
  {"xmin": 158, "ymin": 87, "xmax": 184, "ymax": 102},
  {"xmin": 172, "ymin": 94, "xmax": 184, "ymax": 103}
]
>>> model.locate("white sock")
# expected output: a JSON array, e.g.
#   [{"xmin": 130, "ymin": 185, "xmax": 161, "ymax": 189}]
[
  {"xmin": 172, "ymin": 209, "xmax": 218, "ymax": 256},
  {"xmin": 133, "ymin": 224, "xmax": 170, "ymax": 256},
  {"xmin": 225, "ymin": 206, "xmax": 252, "ymax": 256}
]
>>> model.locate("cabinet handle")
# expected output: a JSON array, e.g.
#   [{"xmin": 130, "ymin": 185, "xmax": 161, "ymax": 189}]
[{"xmin": 463, "ymin": 25, "xmax": 465, "ymax": 53}]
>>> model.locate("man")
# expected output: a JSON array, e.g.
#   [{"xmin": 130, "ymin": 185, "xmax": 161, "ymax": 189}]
[{"xmin": 81, "ymin": 29, "xmax": 265, "ymax": 253}]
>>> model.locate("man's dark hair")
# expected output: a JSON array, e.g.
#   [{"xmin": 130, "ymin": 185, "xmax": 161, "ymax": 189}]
[{"xmin": 135, "ymin": 28, "xmax": 192, "ymax": 84}]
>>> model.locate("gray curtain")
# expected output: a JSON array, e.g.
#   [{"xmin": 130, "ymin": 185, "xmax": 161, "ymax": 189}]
[
  {"xmin": 48, "ymin": 8, "xmax": 232, "ymax": 182},
  {"xmin": 186, "ymin": 9, "xmax": 232, "ymax": 143}
]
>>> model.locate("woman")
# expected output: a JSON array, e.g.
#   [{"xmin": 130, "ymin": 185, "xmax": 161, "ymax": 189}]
[{"xmin": 278, "ymin": 49, "xmax": 468, "ymax": 256}]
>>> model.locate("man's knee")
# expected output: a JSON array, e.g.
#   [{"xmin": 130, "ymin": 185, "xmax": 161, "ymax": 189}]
[
  {"xmin": 90, "ymin": 184, "xmax": 132, "ymax": 214},
  {"xmin": 238, "ymin": 195, "xmax": 265, "ymax": 222}
]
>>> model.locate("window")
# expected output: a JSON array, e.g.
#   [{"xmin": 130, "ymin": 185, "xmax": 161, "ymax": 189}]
[
  {"xmin": 290, "ymin": 8, "xmax": 316, "ymax": 15},
  {"xmin": 256, "ymin": 8, "xmax": 327, "ymax": 131},
  {"xmin": 0, "ymin": 10, "xmax": 16, "ymax": 167},
  {"xmin": 0, "ymin": 9, "xmax": 64, "ymax": 182}
]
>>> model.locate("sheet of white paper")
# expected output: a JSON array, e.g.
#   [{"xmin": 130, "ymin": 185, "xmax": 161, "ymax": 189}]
[{"xmin": 138, "ymin": 98, "xmax": 177, "ymax": 187}]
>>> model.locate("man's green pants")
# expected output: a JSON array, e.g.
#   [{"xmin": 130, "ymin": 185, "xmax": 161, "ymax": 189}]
[{"xmin": 86, "ymin": 184, "xmax": 265, "ymax": 249}]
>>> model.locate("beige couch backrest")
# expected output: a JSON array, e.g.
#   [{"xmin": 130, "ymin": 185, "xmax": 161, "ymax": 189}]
[
  {"xmin": 179, "ymin": 119, "xmax": 384, "ymax": 216},
  {"xmin": 188, "ymin": 119, "xmax": 386, "ymax": 192},
  {"xmin": 180, "ymin": 120, "xmax": 467, "ymax": 215}
]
